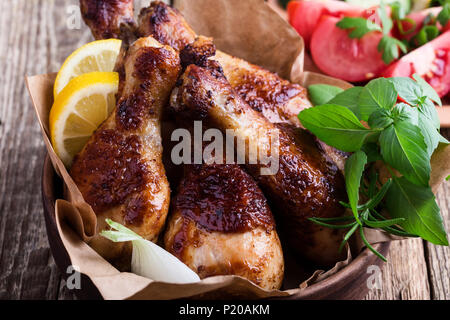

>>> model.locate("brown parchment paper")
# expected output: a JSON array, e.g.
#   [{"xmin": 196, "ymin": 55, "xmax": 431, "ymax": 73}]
[{"xmin": 26, "ymin": 0, "xmax": 450, "ymax": 300}]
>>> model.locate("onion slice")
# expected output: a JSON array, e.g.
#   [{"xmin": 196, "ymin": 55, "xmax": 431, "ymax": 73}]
[{"xmin": 100, "ymin": 219, "xmax": 200, "ymax": 284}]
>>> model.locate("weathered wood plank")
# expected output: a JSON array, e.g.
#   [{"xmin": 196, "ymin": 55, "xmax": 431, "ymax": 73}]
[
  {"xmin": 365, "ymin": 239, "xmax": 431, "ymax": 300},
  {"xmin": 424, "ymin": 128, "xmax": 450, "ymax": 300},
  {"xmin": 0, "ymin": 0, "xmax": 49, "ymax": 300},
  {"xmin": 424, "ymin": 182, "xmax": 450, "ymax": 300},
  {"xmin": 365, "ymin": 129, "xmax": 450, "ymax": 300},
  {"xmin": 0, "ymin": 0, "xmax": 86, "ymax": 300}
]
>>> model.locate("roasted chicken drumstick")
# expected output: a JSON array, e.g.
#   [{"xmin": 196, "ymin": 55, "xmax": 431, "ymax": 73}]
[
  {"xmin": 70, "ymin": 36, "xmax": 181, "ymax": 267},
  {"xmin": 165, "ymin": 164, "xmax": 284, "ymax": 290},
  {"xmin": 170, "ymin": 61, "xmax": 347, "ymax": 266},
  {"xmin": 138, "ymin": 1, "xmax": 312, "ymax": 122},
  {"xmin": 80, "ymin": 0, "xmax": 345, "ymax": 170},
  {"xmin": 80, "ymin": 0, "xmax": 311, "ymax": 127},
  {"xmin": 137, "ymin": 1, "xmax": 348, "ymax": 171},
  {"xmin": 77, "ymin": 1, "xmax": 349, "ymax": 267},
  {"xmin": 79, "ymin": 0, "xmax": 315, "ymax": 131},
  {"xmin": 80, "ymin": 0, "xmax": 135, "ymax": 41}
]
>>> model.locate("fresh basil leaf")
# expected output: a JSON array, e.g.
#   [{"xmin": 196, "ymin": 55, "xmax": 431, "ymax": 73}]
[
  {"xmin": 390, "ymin": 77, "xmax": 441, "ymax": 131},
  {"xmin": 328, "ymin": 86, "xmax": 364, "ymax": 119},
  {"xmin": 298, "ymin": 104, "xmax": 379, "ymax": 152},
  {"xmin": 440, "ymin": 134, "xmax": 450, "ymax": 145},
  {"xmin": 418, "ymin": 113, "xmax": 442, "ymax": 156},
  {"xmin": 412, "ymin": 25, "xmax": 440, "ymax": 47},
  {"xmin": 390, "ymin": 75, "xmax": 442, "ymax": 108},
  {"xmin": 336, "ymin": 17, "xmax": 382, "ymax": 39},
  {"xmin": 344, "ymin": 150, "xmax": 368, "ymax": 223},
  {"xmin": 389, "ymin": 77, "xmax": 423, "ymax": 105},
  {"xmin": 378, "ymin": 3, "xmax": 393, "ymax": 35},
  {"xmin": 379, "ymin": 121, "xmax": 430, "ymax": 186},
  {"xmin": 437, "ymin": 3, "xmax": 450, "ymax": 27},
  {"xmin": 365, "ymin": 130, "xmax": 382, "ymax": 144},
  {"xmin": 368, "ymin": 108, "xmax": 393, "ymax": 129},
  {"xmin": 361, "ymin": 143, "xmax": 382, "ymax": 162},
  {"xmin": 358, "ymin": 78, "xmax": 398, "ymax": 120},
  {"xmin": 413, "ymin": 74, "xmax": 442, "ymax": 106},
  {"xmin": 391, "ymin": 102, "xmax": 419, "ymax": 125},
  {"xmin": 378, "ymin": 35, "xmax": 408, "ymax": 64},
  {"xmin": 418, "ymin": 97, "xmax": 440, "ymax": 129},
  {"xmin": 308, "ymin": 84, "xmax": 344, "ymax": 106},
  {"xmin": 386, "ymin": 176, "xmax": 448, "ymax": 245},
  {"xmin": 446, "ymin": 175, "xmax": 450, "ymax": 181}
]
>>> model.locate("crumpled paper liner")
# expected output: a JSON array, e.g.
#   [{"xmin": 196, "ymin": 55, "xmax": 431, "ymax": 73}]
[{"xmin": 26, "ymin": 0, "xmax": 449, "ymax": 300}]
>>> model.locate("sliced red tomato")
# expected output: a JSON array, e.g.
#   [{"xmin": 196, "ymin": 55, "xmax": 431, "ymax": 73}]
[
  {"xmin": 310, "ymin": 15, "xmax": 387, "ymax": 82},
  {"xmin": 395, "ymin": 7, "xmax": 449, "ymax": 40},
  {"xmin": 383, "ymin": 31, "xmax": 450, "ymax": 97},
  {"xmin": 287, "ymin": 0, "xmax": 362, "ymax": 47}
]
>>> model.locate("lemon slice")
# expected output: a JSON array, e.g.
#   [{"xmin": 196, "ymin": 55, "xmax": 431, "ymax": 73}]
[
  {"xmin": 50, "ymin": 72, "xmax": 119, "ymax": 167},
  {"xmin": 54, "ymin": 39, "xmax": 121, "ymax": 97}
]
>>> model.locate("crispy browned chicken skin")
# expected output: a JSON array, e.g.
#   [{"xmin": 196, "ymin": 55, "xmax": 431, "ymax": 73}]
[
  {"xmin": 137, "ymin": 2, "xmax": 197, "ymax": 52},
  {"xmin": 70, "ymin": 37, "xmax": 181, "ymax": 267},
  {"xmin": 137, "ymin": 1, "xmax": 312, "ymax": 122},
  {"xmin": 80, "ymin": 0, "xmax": 135, "ymax": 40},
  {"xmin": 137, "ymin": 1, "xmax": 348, "ymax": 171},
  {"xmin": 165, "ymin": 164, "xmax": 284, "ymax": 289},
  {"xmin": 80, "ymin": 0, "xmax": 313, "ymax": 129},
  {"xmin": 78, "ymin": 0, "xmax": 348, "ymax": 267},
  {"xmin": 170, "ymin": 62, "xmax": 347, "ymax": 266},
  {"xmin": 81, "ymin": 0, "xmax": 345, "ymax": 170}
]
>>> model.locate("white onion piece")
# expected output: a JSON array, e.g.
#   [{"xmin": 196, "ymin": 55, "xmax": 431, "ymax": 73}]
[{"xmin": 100, "ymin": 219, "xmax": 200, "ymax": 284}]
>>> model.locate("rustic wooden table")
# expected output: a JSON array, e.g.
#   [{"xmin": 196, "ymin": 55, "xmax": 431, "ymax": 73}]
[{"xmin": 0, "ymin": 0, "xmax": 449, "ymax": 300}]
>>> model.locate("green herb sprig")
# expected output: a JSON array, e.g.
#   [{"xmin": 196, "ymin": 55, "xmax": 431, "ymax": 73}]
[
  {"xmin": 303, "ymin": 76, "xmax": 449, "ymax": 261},
  {"xmin": 376, "ymin": 1, "xmax": 409, "ymax": 64},
  {"xmin": 337, "ymin": 0, "xmax": 450, "ymax": 63},
  {"xmin": 393, "ymin": 0, "xmax": 450, "ymax": 49},
  {"xmin": 336, "ymin": 1, "xmax": 406, "ymax": 64},
  {"xmin": 437, "ymin": 3, "xmax": 450, "ymax": 26},
  {"xmin": 336, "ymin": 17, "xmax": 382, "ymax": 38}
]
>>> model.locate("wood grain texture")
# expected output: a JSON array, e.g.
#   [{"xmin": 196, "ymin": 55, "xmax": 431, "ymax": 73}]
[
  {"xmin": 0, "ymin": 0, "xmax": 87, "ymax": 300},
  {"xmin": 364, "ymin": 239, "xmax": 431, "ymax": 300},
  {"xmin": 424, "ymin": 182, "xmax": 450, "ymax": 300},
  {"xmin": 0, "ymin": 0, "xmax": 448, "ymax": 300},
  {"xmin": 365, "ymin": 129, "xmax": 450, "ymax": 300}
]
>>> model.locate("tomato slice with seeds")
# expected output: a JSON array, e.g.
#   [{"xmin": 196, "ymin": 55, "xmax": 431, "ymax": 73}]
[
  {"xmin": 287, "ymin": 0, "xmax": 362, "ymax": 47},
  {"xmin": 382, "ymin": 31, "xmax": 450, "ymax": 97},
  {"xmin": 310, "ymin": 16, "xmax": 387, "ymax": 82}
]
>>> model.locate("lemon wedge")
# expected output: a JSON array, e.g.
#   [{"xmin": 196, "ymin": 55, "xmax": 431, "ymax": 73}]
[
  {"xmin": 50, "ymin": 72, "xmax": 119, "ymax": 167},
  {"xmin": 54, "ymin": 39, "xmax": 121, "ymax": 98}
]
